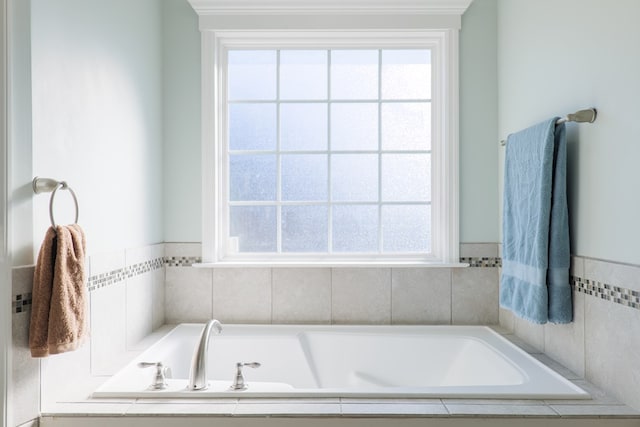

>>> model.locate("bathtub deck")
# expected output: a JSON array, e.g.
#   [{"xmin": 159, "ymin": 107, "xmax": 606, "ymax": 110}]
[{"xmin": 39, "ymin": 327, "xmax": 640, "ymax": 425}]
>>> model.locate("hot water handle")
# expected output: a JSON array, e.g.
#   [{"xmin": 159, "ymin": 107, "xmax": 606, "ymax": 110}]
[{"xmin": 138, "ymin": 361, "xmax": 171, "ymax": 390}]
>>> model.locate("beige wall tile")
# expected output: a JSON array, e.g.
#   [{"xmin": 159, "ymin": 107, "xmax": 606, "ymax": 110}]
[
  {"xmin": 459, "ymin": 243, "xmax": 498, "ymax": 258},
  {"xmin": 452, "ymin": 267, "xmax": 498, "ymax": 324},
  {"xmin": 125, "ymin": 275, "xmax": 153, "ymax": 349},
  {"xmin": 164, "ymin": 242, "xmax": 201, "ymax": 258},
  {"xmin": 90, "ymin": 282, "xmax": 128, "ymax": 375},
  {"xmin": 11, "ymin": 311, "xmax": 40, "ymax": 426},
  {"xmin": 391, "ymin": 268, "xmax": 451, "ymax": 324},
  {"xmin": 513, "ymin": 315, "xmax": 545, "ymax": 353},
  {"xmin": 585, "ymin": 296, "xmax": 640, "ymax": 411},
  {"xmin": 213, "ymin": 268, "xmax": 272, "ymax": 323},
  {"xmin": 544, "ymin": 291, "xmax": 585, "ymax": 377},
  {"xmin": 584, "ymin": 258, "xmax": 640, "ymax": 293},
  {"xmin": 165, "ymin": 267, "xmax": 213, "ymax": 323},
  {"xmin": 272, "ymin": 268, "xmax": 331, "ymax": 324},
  {"xmin": 331, "ymin": 268, "xmax": 391, "ymax": 324}
]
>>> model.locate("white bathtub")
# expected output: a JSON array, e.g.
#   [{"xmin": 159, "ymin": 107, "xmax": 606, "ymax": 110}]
[{"xmin": 93, "ymin": 324, "xmax": 588, "ymax": 399}]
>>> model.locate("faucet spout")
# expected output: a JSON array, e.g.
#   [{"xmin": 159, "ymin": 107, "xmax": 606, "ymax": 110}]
[{"xmin": 187, "ymin": 319, "xmax": 222, "ymax": 390}]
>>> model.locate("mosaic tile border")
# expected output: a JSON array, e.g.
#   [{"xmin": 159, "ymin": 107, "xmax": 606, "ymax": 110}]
[
  {"xmin": 573, "ymin": 276, "xmax": 640, "ymax": 310},
  {"xmin": 13, "ymin": 292, "xmax": 32, "ymax": 314},
  {"xmin": 164, "ymin": 256, "xmax": 202, "ymax": 267},
  {"xmin": 86, "ymin": 257, "xmax": 165, "ymax": 292},
  {"xmin": 15, "ymin": 252, "xmax": 640, "ymax": 314},
  {"xmin": 460, "ymin": 256, "xmax": 502, "ymax": 267},
  {"xmin": 166, "ymin": 256, "xmax": 500, "ymax": 267}
]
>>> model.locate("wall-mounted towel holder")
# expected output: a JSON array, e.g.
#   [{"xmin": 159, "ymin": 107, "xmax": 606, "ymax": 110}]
[
  {"xmin": 32, "ymin": 177, "xmax": 80, "ymax": 227},
  {"xmin": 500, "ymin": 108, "xmax": 597, "ymax": 146}
]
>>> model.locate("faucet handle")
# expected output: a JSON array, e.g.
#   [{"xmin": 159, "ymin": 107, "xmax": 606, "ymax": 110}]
[
  {"xmin": 138, "ymin": 361, "xmax": 169, "ymax": 390},
  {"xmin": 229, "ymin": 362, "xmax": 261, "ymax": 391}
]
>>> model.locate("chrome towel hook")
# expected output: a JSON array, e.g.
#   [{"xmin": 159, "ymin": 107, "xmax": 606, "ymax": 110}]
[{"xmin": 32, "ymin": 177, "xmax": 80, "ymax": 227}]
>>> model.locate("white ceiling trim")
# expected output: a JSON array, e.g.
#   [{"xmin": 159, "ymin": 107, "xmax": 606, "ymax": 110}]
[{"xmin": 187, "ymin": 0, "xmax": 474, "ymax": 16}]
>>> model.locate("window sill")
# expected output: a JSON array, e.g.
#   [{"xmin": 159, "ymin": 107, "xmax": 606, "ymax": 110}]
[{"xmin": 192, "ymin": 261, "xmax": 470, "ymax": 268}]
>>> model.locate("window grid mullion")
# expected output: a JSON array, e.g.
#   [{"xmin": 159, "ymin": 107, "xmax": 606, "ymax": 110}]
[
  {"xmin": 326, "ymin": 49, "xmax": 333, "ymax": 255},
  {"xmin": 228, "ymin": 99, "xmax": 433, "ymax": 104},
  {"xmin": 229, "ymin": 149, "xmax": 431, "ymax": 155},
  {"xmin": 377, "ymin": 49, "xmax": 384, "ymax": 254},
  {"xmin": 276, "ymin": 49, "xmax": 282, "ymax": 254}
]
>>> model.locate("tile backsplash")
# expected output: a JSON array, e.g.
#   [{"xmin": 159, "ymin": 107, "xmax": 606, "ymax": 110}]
[{"xmin": 163, "ymin": 242, "xmax": 501, "ymax": 325}]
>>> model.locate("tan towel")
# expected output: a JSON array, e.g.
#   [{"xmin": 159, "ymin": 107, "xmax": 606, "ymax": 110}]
[{"xmin": 29, "ymin": 224, "xmax": 88, "ymax": 358}]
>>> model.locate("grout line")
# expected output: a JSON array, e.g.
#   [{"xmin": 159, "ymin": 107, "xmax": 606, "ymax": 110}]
[
  {"xmin": 270, "ymin": 268, "xmax": 274, "ymax": 324},
  {"xmin": 329, "ymin": 267, "xmax": 334, "ymax": 325},
  {"xmin": 449, "ymin": 268, "xmax": 453, "ymax": 324}
]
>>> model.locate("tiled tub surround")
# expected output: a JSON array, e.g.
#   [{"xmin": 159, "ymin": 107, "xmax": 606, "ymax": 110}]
[
  {"xmin": 10, "ymin": 241, "xmax": 640, "ymax": 423},
  {"xmin": 500, "ymin": 255, "xmax": 640, "ymax": 413},
  {"xmin": 10, "ymin": 243, "xmax": 167, "ymax": 425}
]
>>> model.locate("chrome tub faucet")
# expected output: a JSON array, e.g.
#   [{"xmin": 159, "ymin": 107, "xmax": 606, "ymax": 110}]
[{"xmin": 187, "ymin": 319, "xmax": 222, "ymax": 390}]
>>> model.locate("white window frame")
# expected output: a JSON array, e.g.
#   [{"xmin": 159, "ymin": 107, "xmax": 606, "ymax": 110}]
[{"xmin": 189, "ymin": 0, "xmax": 471, "ymax": 266}]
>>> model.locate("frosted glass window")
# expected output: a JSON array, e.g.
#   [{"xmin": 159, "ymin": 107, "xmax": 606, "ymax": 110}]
[
  {"xmin": 330, "ymin": 50, "xmax": 378, "ymax": 100},
  {"xmin": 332, "ymin": 205, "xmax": 378, "ymax": 252},
  {"xmin": 230, "ymin": 206, "xmax": 277, "ymax": 252},
  {"xmin": 229, "ymin": 104, "xmax": 277, "ymax": 151},
  {"xmin": 382, "ymin": 50, "xmax": 431, "ymax": 100},
  {"xmin": 228, "ymin": 50, "xmax": 276, "ymax": 100},
  {"xmin": 224, "ymin": 47, "xmax": 434, "ymax": 259},
  {"xmin": 280, "ymin": 103, "xmax": 327, "ymax": 151},
  {"xmin": 331, "ymin": 103, "xmax": 378, "ymax": 151},
  {"xmin": 281, "ymin": 154, "xmax": 328, "ymax": 201},
  {"xmin": 381, "ymin": 103, "xmax": 431, "ymax": 151},
  {"xmin": 382, "ymin": 154, "xmax": 431, "ymax": 202},
  {"xmin": 229, "ymin": 155, "xmax": 276, "ymax": 201},
  {"xmin": 280, "ymin": 50, "xmax": 328, "ymax": 100},
  {"xmin": 382, "ymin": 205, "xmax": 431, "ymax": 252},
  {"xmin": 282, "ymin": 206, "xmax": 328, "ymax": 252},
  {"xmin": 331, "ymin": 154, "xmax": 378, "ymax": 202}
]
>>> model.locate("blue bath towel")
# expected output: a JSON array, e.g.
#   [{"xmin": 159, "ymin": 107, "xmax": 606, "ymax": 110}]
[{"xmin": 500, "ymin": 118, "xmax": 572, "ymax": 324}]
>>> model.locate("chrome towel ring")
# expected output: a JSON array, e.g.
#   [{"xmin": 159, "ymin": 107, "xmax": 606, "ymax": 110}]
[{"xmin": 32, "ymin": 177, "xmax": 80, "ymax": 227}]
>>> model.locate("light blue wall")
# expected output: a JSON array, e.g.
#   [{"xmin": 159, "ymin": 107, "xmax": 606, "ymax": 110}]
[
  {"xmin": 497, "ymin": 0, "xmax": 640, "ymax": 265},
  {"xmin": 459, "ymin": 0, "xmax": 499, "ymax": 243},
  {"xmin": 162, "ymin": 0, "xmax": 501, "ymax": 244},
  {"xmin": 30, "ymin": 0, "xmax": 164, "ymax": 256},
  {"xmin": 162, "ymin": 0, "xmax": 201, "ymax": 242}
]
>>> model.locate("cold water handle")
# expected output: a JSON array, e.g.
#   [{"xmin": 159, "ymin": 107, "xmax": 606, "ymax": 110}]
[{"xmin": 229, "ymin": 362, "xmax": 261, "ymax": 391}]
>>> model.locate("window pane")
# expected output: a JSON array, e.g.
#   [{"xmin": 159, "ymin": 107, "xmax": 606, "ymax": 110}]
[
  {"xmin": 280, "ymin": 50, "xmax": 327, "ymax": 100},
  {"xmin": 228, "ymin": 50, "xmax": 276, "ymax": 100},
  {"xmin": 381, "ymin": 50, "xmax": 431, "ymax": 100},
  {"xmin": 330, "ymin": 50, "xmax": 378, "ymax": 100},
  {"xmin": 332, "ymin": 205, "xmax": 378, "ymax": 252},
  {"xmin": 331, "ymin": 103, "xmax": 378, "ymax": 151},
  {"xmin": 381, "ymin": 102, "xmax": 431, "ymax": 151},
  {"xmin": 382, "ymin": 205, "xmax": 430, "ymax": 252},
  {"xmin": 230, "ymin": 154, "xmax": 276, "ymax": 201},
  {"xmin": 224, "ymin": 47, "xmax": 440, "ymax": 259},
  {"xmin": 229, "ymin": 104, "xmax": 276, "ymax": 151},
  {"xmin": 282, "ymin": 206, "xmax": 328, "ymax": 252},
  {"xmin": 282, "ymin": 154, "xmax": 328, "ymax": 201},
  {"xmin": 331, "ymin": 154, "xmax": 378, "ymax": 201},
  {"xmin": 382, "ymin": 154, "xmax": 430, "ymax": 202},
  {"xmin": 280, "ymin": 103, "xmax": 327, "ymax": 151},
  {"xmin": 230, "ymin": 206, "xmax": 277, "ymax": 252}
]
